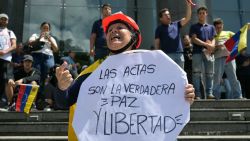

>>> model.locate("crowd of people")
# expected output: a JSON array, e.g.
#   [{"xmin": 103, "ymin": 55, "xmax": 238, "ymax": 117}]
[
  {"xmin": 154, "ymin": 4, "xmax": 250, "ymax": 100},
  {"xmin": 0, "ymin": 1, "xmax": 250, "ymax": 113},
  {"xmin": 0, "ymin": 14, "xmax": 79, "ymax": 111}
]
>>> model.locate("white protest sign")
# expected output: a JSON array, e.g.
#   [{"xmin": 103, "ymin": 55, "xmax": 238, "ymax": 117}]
[{"xmin": 73, "ymin": 50, "xmax": 190, "ymax": 141}]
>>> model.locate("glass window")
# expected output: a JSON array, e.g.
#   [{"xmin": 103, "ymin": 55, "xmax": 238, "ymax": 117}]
[
  {"xmin": 29, "ymin": 0, "xmax": 61, "ymax": 5},
  {"xmin": 23, "ymin": 0, "xmax": 157, "ymax": 53},
  {"xmin": 65, "ymin": 0, "xmax": 99, "ymax": 7},
  {"xmin": 62, "ymin": 1, "xmax": 127, "ymax": 52},
  {"xmin": 63, "ymin": 6, "xmax": 99, "ymax": 52},
  {"xmin": 23, "ymin": 0, "xmax": 61, "ymax": 44}
]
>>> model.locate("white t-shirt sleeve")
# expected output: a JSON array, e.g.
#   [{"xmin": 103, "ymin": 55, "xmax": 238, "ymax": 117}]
[
  {"xmin": 29, "ymin": 33, "xmax": 39, "ymax": 41},
  {"xmin": 9, "ymin": 30, "xmax": 16, "ymax": 39}
]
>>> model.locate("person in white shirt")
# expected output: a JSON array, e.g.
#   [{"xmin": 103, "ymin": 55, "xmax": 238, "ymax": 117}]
[
  {"xmin": 28, "ymin": 21, "xmax": 58, "ymax": 103},
  {"xmin": 0, "ymin": 13, "xmax": 16, "ymax": 104}
]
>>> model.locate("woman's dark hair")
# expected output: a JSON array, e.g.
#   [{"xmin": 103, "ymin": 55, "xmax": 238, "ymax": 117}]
[{"xmin": 40, "ymin": 22, "xmax": 51, "ymax": 30}]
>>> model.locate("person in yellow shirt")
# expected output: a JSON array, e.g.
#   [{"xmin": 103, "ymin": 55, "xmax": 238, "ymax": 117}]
[{"xmin": 213, "ymin": 18, "xmax": 243, "ymax": 99}]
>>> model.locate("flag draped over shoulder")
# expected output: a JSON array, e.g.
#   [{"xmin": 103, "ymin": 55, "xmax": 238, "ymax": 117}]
[
  {"xmin": 15, "ymin": 84, "xmax": 39, "ymax": 114},
  {"xmin": 224, "ymin": 24, "xmax": 248, "ymax": 63}
]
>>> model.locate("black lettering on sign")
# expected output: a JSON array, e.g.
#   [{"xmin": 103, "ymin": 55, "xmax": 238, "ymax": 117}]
[
  {"xmin": 168, "ymin": 83, "xmax": 175, "ymax": 94},
  {"xmin": 88, "ymin": 85, "xmax": 107, "ymax": 95},
  {"xmin": 104, "ymin": 111, "xmax": 113, "ymax": 135},
  {"xmin": 147, "ymin": 64, "xmax": 156, "ymax": 73},
  {"xmin": 153, "ymin": 116, "xmax": 162, "ymax": 133},
  {"xmin": 137, "ymin": 114, "xmax": 148, "ymax": 135},
  {"xmin": 93, "ymin": 110, "xmax": 183, "ymax": 135},
  {"xmin": 99, "ymin": 68, "xmax": 117, "ymax": 80},
  {"xmin": 129, "ymin": 113, "xmax": 137, "ymax": 135},
  {"xmin": 111, "ymin": 84, "xmax": 122, "ymax": 94},
  {"xmin": 111, "ymin": 96, "xmax": 139, "ymax": 108},
  {"xmin": 138, "ymin": 64, "xmax": 147, "ymax": 75},
  {"xmin": 123, "ymin": 64, "xmax": 156, "ymax": 77},
  {"xmin": 115, "ymin": 112, "xmax": 129, "ymax": 134},
  {"xmin": 93, "ymin": 108, "xmax": 102, "ymax": 134},
  {"xmin": 148, "ymin": 115, "xmax": 158, "ymax": 132},
  {"xmin": 123, "ymin": 83, "xmax": 175, "ymax": 95}
]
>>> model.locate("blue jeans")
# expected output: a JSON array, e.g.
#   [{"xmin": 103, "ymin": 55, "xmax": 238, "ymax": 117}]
[
  {"xmin": 222, "ymin": 78, "xmax": 232, "ymax": 99},
  {"xmin": 213, "ymin": 57, "xmax": 242, "ymax": 99},
  {"xmin": 192, "ymin": 53, "xmax": 214, "ymax": 98},
  {"xmin": 32, "ymin": 53, "xmax": 55, "ymax": 85},
  {"xmin": 167, "ymin": 53, "xmax": 184, "ymax": 69}
]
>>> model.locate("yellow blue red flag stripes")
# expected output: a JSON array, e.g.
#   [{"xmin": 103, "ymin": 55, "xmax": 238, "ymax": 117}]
[
  {"xmin": 15, "ymin": 84, "xmax": 39, "ymax": 114},
  {"xmin": 225, "ymin": 24, "xmax": 248, "ymax": 63}
]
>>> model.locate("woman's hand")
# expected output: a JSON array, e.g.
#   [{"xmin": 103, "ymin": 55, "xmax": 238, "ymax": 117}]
[
  {"xmin": 56, "ymin": 62, "xmax": 74, "ymax": 91},
  {"xmin": 185, "ymin": 84, "xmax": 195, "ymax": 105},
  {"xmin": 8, "ymin": 79, "xmax": 16, "ymax": 88},
  {"xmin": 186, "ymin": 0, "xmax": 196, "ymax": 6},
  {"xmin": 39, "ymin": 32, "xmax": 46, "ymax": 39},
  {"xmin": 40, "ymin": 32, "xmax": 50, "ymax": 40}
]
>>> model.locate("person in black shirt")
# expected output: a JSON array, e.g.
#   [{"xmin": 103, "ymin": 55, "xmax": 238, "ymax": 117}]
[
  {"xmin": 236, "ymin": 49, "xmax": 250, "ymax": 99},
  {"xmin": 183, "ymin": 34, "xmax": 193, "ymax": 83},
  {"xmin": 5, "ymin": 55, "xmax": 40, "ymax": 107},
  {"xmin": 89, "ymin": 3, "xmax": 112, "ymax": 61}
]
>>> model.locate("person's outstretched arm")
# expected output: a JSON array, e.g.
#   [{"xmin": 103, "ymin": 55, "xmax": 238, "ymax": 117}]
[{"xmin": 180, "ymin": 0, "xmax": 192, "ymax": 26}]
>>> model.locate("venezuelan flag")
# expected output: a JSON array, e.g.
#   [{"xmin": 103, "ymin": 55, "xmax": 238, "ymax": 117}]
[
  {"xmin": 225, "ymin": 24, "xmax": 248, "ymax": 63},
  {"xmin": 15, "ymin": 84, "xmax": 39, "ymax": 114}
]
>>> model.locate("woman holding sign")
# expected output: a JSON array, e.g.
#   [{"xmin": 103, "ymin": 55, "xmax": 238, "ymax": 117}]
[{"xmin": 55, "ymin": 12, "xmax": 195, "ymax": 141}]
